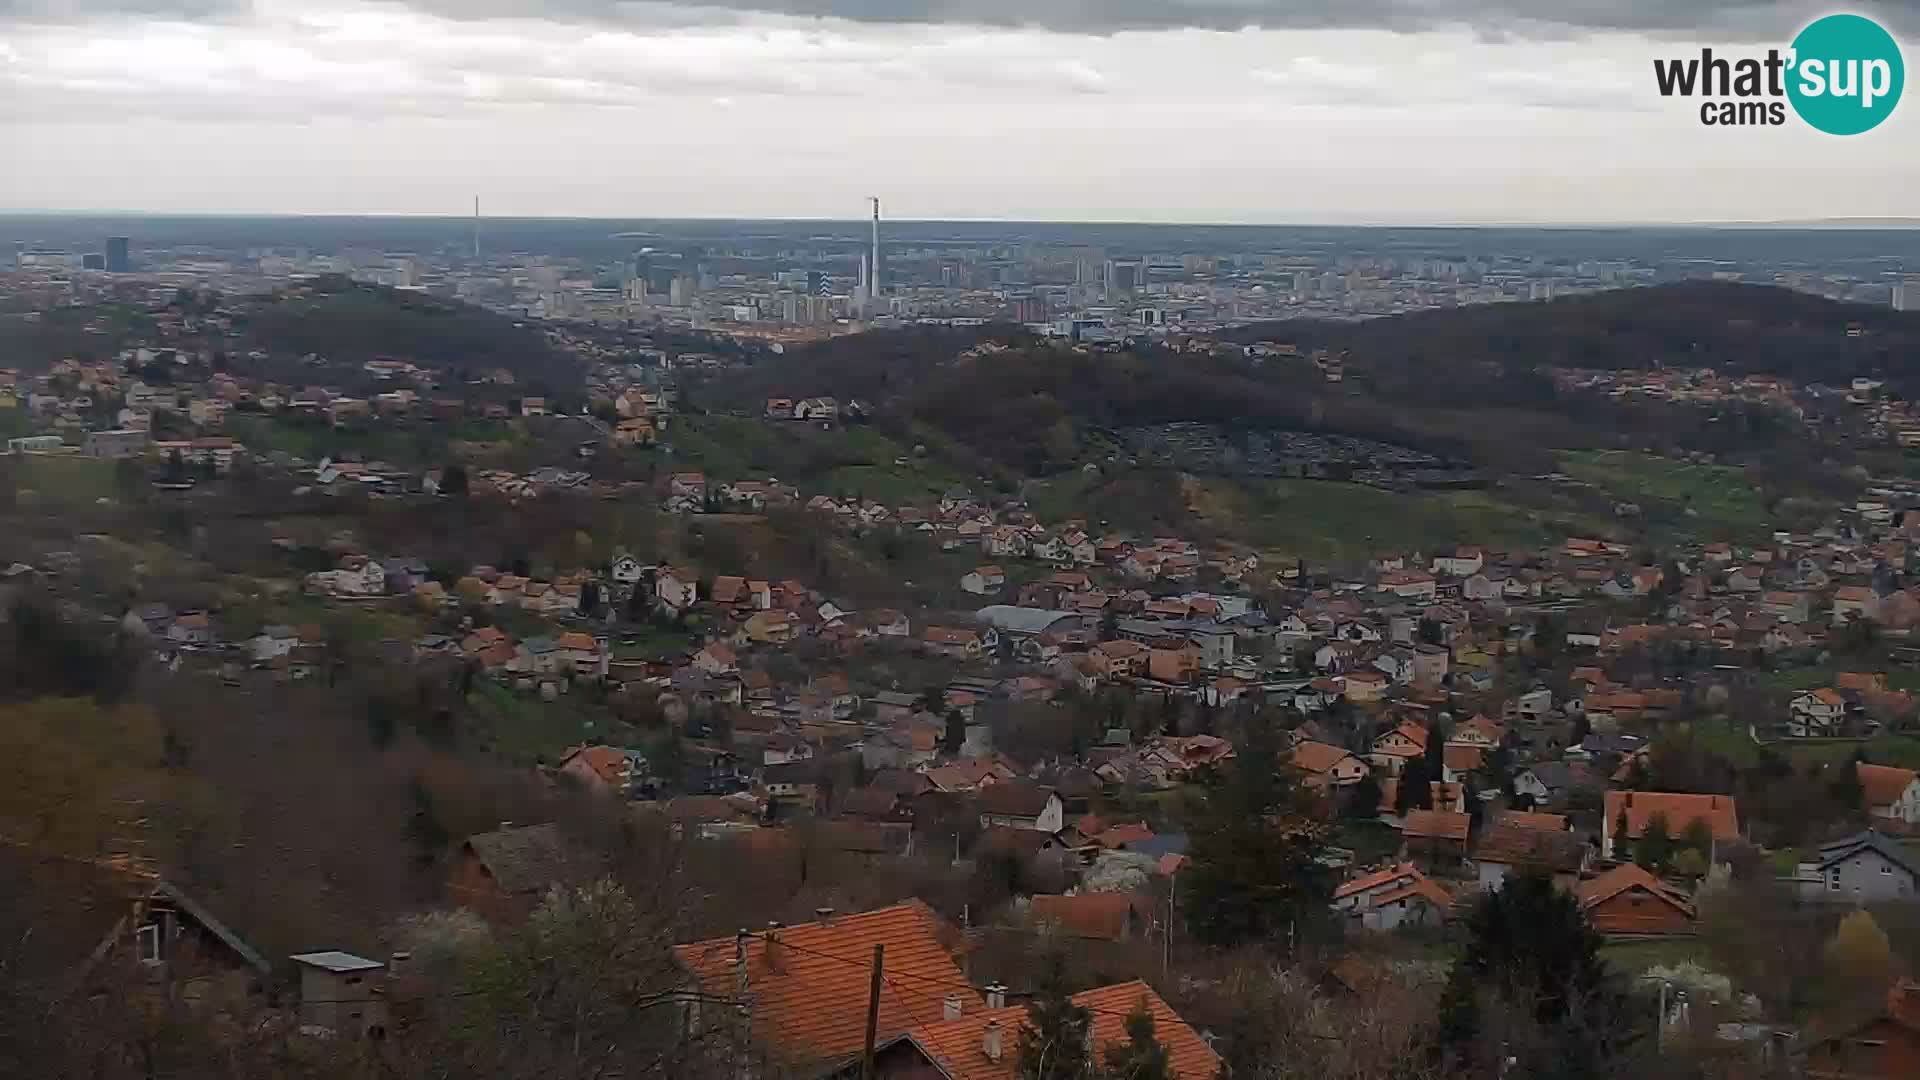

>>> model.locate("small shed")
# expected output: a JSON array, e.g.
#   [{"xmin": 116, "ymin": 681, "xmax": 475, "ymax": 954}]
[{"xmin": 291, "ymin": 951, "xmax": 387, "ymax": 1037}]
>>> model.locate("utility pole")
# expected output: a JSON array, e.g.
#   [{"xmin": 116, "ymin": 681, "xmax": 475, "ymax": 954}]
[{"xmin": 859, "ymin": 943, "xmax": 885, "ymax": 1080}]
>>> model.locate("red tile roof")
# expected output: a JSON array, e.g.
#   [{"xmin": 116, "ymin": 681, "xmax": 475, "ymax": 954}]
[
  {"xmin": 1027, "ymin": 893, "xmax": 1138, "ymax": 941},
  {"xmin": 1402, "ymin": 809, "xmax": 1471, "ymax": 842},
  {"xmin": 1603, "ymin": 791, "xmax": 1740, "ymax": 843},
  {"xmin": 901, "ymin": 981, "xmax": 1218, "ymax": 1080},
  {"xmin": 672, "ymin": 902, "xmax": 975, "ymax": 1070},
  {"xmin": 1859, "ymin": 763, "xmax": 1919, "ymax": 809}
]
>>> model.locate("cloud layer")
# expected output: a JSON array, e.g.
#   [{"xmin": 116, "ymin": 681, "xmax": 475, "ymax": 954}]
[{"xmin": 6, "ymin": 0, "xmax": 1918, "ymax": 36}]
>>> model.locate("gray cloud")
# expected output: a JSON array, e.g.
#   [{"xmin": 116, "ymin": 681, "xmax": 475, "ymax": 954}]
[
  {"xmin": 400, "ymin": 0, "xmax": 1920, "ymax": 39},
  {"xmin": 0, "ymin": 0, "xmax": 246, "ymax": 18}
]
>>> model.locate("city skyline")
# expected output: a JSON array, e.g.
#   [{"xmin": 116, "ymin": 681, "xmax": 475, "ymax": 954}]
[{"xmin": 4, "ymin": 0, "xmax": 1918, "ymax": 224}]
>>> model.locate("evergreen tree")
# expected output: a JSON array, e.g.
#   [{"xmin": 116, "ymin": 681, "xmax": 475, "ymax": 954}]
[
  {"xmin": 1099, "ymin": 1000, "xmax": 1174, "ymax": 1080},
  {"xmin": 441, "ymin": 462, "xmax": 469, "ymax": 496},
  {"xmin": 1680, "ymin": 817, "xmax": 1715, "ymax": 860},
  {"xmin": 1017, "ymin": 952, "xmax": 1093, "ymax": 1080},
  {"xmin": 1183, "ymin": 719, "xmax": 1333, "ymax": 947},
  {"xmin": 942, "ymin": 708, "xmax": 966, "ymax": 757},
  {"xmin": 1435, "ymin": 870, "xmax": 1625, "ymax": 1077},
  {"xmin": 1831, "ymin": 756, "xmax": 1865, "ymax": 812},
  {"xmin": 1346, "ymin": 769, "xmax": 1384, "ymax": 820},
  {"xmin": 1635, "ymin": 812, "xmax": 1674, "ymax": 871}
]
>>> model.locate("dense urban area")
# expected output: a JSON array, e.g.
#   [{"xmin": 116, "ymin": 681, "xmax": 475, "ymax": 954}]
[{"xmin": 8, "ymin": 216, "xmax": 1920, "ymax": 1078}]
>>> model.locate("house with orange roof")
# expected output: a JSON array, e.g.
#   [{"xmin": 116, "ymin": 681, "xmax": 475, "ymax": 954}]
[
  {"xmin": 556, "ymin": 745, "xmax": 646, "ymax": 798},
  {"xmin": 1577, "ymin": 863, "xmax": 1695, "ymax": 936},
  {"xmin": 1791, "ymin": 687, "xmax": 1852, "ymax": 737},
  {"xmin": 1802, "ymin": 978, "xmax": 1920, "ymax": 1080},
  {"xmin": 873, "ymin": 980, "xmax": 1219, "ymax": 1080},
  {"xmin": 1860, "ymin": 764, "xmax": 1920, "ymax": 826},
  {"xmin": 1601, "ymin": 791, "xmax": 1740, "ymax": 860},
  {"xmin": 1368, "ymin": 721, "xmax": 1428, "ymax": 776},
  {"xmin": 1291, "ymin": 741, "xmax": 1369, "ymax": 792},
  {"xmin": 692, "ymin": 641, "xmax": 739, "ymax": 675},
  {"xmin": 1331, "ymin": 862, "xmax": 1452, "ymax": 931},
  {"xmin": 1026, "ymin": 893, "xmax": 1145, "ymax": 942},
  {"xmin": 674, "ymin": 902, "xmax": 976, "ymax": 1075},
  {"xmin": 1402, "ymin": 809, "xmax": 1471, "ymax": 868}
]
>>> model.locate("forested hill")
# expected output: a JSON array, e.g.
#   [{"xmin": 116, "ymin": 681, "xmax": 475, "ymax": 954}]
[
  {"xmin": 236, "ymin": 277, "xmax": 576, "ymax": 385},
  {"xmin": 1232, "ymin": 282, "xmax": 1920, "ymax": 398}
]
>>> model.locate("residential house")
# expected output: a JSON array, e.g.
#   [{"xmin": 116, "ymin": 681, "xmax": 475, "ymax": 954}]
[
  {"xmin": 976, "ymin": 783, "xmax": 1065, "ymax": 832},
  {"xmin": 1344, "ymin": 670, "xmax": 1389, "ymax": 703},
  {"xmin": 1292, "ymin": 741, "xmax": 1369, "ymax": 792},
  {"xmin": 673, "ymin": 902, "xmax": 978, "ymax": 1074},
  {"xmin": 448, "ymin": 823, "xmax": 572, "ymax": 924},
  {"xmin": 692, "ymin": 641, "xmax": 740, "ymax": 675},
  {"xmin": 1791, "ymin": 687, "xmax": 1851, "ymax": 737},
  {"xmin": 1600, "ymin": 791, "xmax": 1740, "ymax": 860},
  {"xmin": 742, "ymin": 610, "xmax": 801, "ymax": 645},
  {"xmin": 1861, "ymin": 764, "xmax": 1920, "ymax": 826},
  {"xmin": 1331, "ymin": 862, "xmax": 1453, "ymax": 931},
  {"xmin": 874, "ymin": 980, "xmax": 1218, "ymax": 1080},
  {"xmin": 1471, "ymin": 821, "xmax": 1589, "ymax": 892},
  {"xmin": 1026, "ymin": 893, "xmax": 1144, "ymax": 943},
  {"xmin": 1402, "ymin": 809, "xmax": 1472, "ymax": 868},
  {"xmin": 1802, "ymin": 978, "xmax": 1920, "ymax": 1079},
  {"xmin": 1577, "ymin": 863, "xmax": 1696, "ymax": 936},
  {"xmin": 1369, "ymin": 722, "xmax": 1429, "ymax": 776},
  {"xmin": 655, "ymin": 566, "xmax": 698, "ymax": 612},
  {"xmin": 869, "ymin": 609, "xmax": 912, "ymax": 638},
  {"xmin": 924, "ymin": 626, "xmax": 992, "ymax": 660},
  {"xmin": 961, "ymin": 566, "xmax": 1006, "ymax": 596},
  {"xmin": 1089, "ymin": 640, "xmax": 1148, "ymax": 678},
  {"xmin": 1794, "ymin": 831, "xmax": 1920, "ymax": 904},
  {"xmin": 556, "ymin": 745, "xmax": 647, "ymax": 798},
  {"xmin": 1834, "ymin": 585, "xmax": 1880, "ymax": 624}
]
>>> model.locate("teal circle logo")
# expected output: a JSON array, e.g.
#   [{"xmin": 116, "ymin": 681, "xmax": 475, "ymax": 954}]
[{"xmin": 1787, "ymin": 14, "xmax": 1904, "ymax": 135}]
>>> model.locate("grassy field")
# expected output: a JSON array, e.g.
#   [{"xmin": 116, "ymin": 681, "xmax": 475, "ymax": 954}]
[
  {"xmin": 666, "ymin": 416, "xmax": 966, "ymax": 500},
  {"xmin": 9, "ymin": 454, "xmax": 123, "ymax": 510},
  {"xmin": 464, "ymin": 681, "xmax": 606, "ymax": 764},
  {"xmin": 1761, "ymin": 666, "xmax": 1920, "ymax": 694},
  {"xmin": 1192, "ymin": 478, "xmax": 1560, "ymax": 565},
  {"xmin": 1600, "ymin": 937, "xmax": 1710, "ymax": 975},
  {"xmin": 1560, "ymin": 450, "xmax": 1772, "ymax": 542},
  {"xmin": 1689, "ymin": 717, "xmax": 1920, "ymax": 770}
]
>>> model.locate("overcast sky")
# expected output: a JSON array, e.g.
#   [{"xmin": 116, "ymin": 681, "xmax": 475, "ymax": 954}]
[{"xmin": 2, "ymin": 0, "xmax": 1917, "ymax": 223}]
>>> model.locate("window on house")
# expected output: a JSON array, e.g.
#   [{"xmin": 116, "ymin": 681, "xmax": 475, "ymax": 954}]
[{"xmin": 136, "ymin": 923, "xmax": 162, "ymax": 963}]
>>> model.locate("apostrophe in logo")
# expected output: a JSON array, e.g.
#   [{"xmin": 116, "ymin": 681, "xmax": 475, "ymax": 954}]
[
  {"xmin": 1652, "ymin": 12, "xmax": 1904, "ymax": 133},
  {"xmin": 1786, "ymin": 13, "xmax": 1904, "ymax": 134}
]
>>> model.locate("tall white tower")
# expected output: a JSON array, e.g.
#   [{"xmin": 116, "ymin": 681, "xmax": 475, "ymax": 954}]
[{"xmin": 869, "ymin": 196, "xmax": 882, "ymax": 304}]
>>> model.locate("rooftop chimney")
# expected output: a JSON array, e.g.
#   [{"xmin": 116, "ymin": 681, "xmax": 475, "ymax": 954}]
[
  {"xmin": 734, "ymin": 929, "xmax": 750, "ymax": 995},
  {"xmin": 986, "ymin": 982, "xmax": 1007, "ymax": 1010},
  {"xmin": 944, "ymin": 993, "xmax": 963, "ymax": 1021},
  {"xmin": 982, "ymin": 1019, "xmax": 1003, "ymax": 1062},
  {"xmin": 498, "ymin": 821, "xmax": 513, "ymax": 830},
  {"xmin": 815, "ymin": 907, "xmax": 835, "ymax": 924},
  {"xmin": 388, "ymin": 950, "xmax": 411, "ymax": 977}
]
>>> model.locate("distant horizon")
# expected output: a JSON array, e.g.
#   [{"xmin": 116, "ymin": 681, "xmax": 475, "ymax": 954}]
[{"xmin": 4, "ymin": 209, "xmax": 1920, "ymax": 232}]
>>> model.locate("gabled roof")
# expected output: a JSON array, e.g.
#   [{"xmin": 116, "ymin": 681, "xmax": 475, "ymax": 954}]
[
  {"xmin": 1027, "ymin": 893, "xmax": 1138, "ymax": 941},
  {"xmin": 976, "ymin": 782, "xmax": 1057, "ymax": 818},
  {"xmin": 672, "ymin": 902, "xmax": 974, "ymax": 1069},
  {"xmin": 1472, "ymin": 821, "xmax": 1588, "ymax": 873},
  {"xmin": 1810, "ymin": 830, "xmax": 1920, "ymax": 879},
  {"xmin": 1495, "ymin": 810, "xmax": 1569, "ymax": 832},
  {"xmin": 1333, "ymin": 861, "xmax": 1422, "ymax": 900},
  {"xmin": 463, "ymin": 823, "xmax": 570, "ymax": 895},
  {"xmin": 1859, "ymin": 764, "xmax": 1920, "ymax": 809},
  {"xmin": 899, "ymin": 980, "xmax": 1218, "ymax": 1080},
  {"xmin": 1291, "ymin": 740, "xmax": 1360, "ymax": 775},
  {"xmin": 1402, "ymin": 809, "xmax": 1470, "ymax": 843},
  {"xmin": 1603, "ymin": 791, "xmax": 1740, "ymax": 842},
  {"xmin": 1576, "ymin": 863, "xmax": 1694, "ymax": 917}
]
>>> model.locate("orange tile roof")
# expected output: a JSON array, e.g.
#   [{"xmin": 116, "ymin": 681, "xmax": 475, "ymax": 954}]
[
  {"xmin": 1496, "ymin": 811, "xmax": 1569, "ymax": 832},
  {"xmin": 902, "ymin": 981, "xmax": 1218, "ymax": 1080},
  {"xmin": 1576, "ymin": 862, "xmax": 1694, "ymax": 915},
  {"xmin": 1442, "ymin": 744, "xmax": 1485, "ymax": 773},
  {"xmin": 672, "ymin": 902, "xmax": 975, "ymax": 1070},
  {"xmin": 1333, "ymin": 861, "xmax": 1423, "ymax": 900},
  {"xmin": 1027, "ymin": 893, "xmax": 1138, "ymax": 941},
  {"xmin": 1291, "ymin": 740, "xmax": 1359, "ymax": 776},
  {"xmin": 1859, "ymin": 763, "xmax": 1920, "ymax": 809},
  {"xmin": 1603, "ymin": 791, "xmax": 1740, "ymax": 843},
  {"xmin": 1403, "ymin": 809, "xmax": 1470, "ymax": 842},
  {"xmin": 554, "ymin": 631, "xmax": 598, "ymax": 652}
]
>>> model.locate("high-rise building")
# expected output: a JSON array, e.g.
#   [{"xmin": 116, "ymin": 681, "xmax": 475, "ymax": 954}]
[
  {"xmin": 81, "ymin": 253, "xmax": 106, "ymax": 271},
  {"xmin": 808, "ymin": 269, "xmax": 827, "ymax": 297},
  {"xmin": 106, "ymin": 236, "xmax": 130, "ymax": 273},
  {"xmin": 1896, "ymin": 276, "xmax": 1918, "ymax": 312}
]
